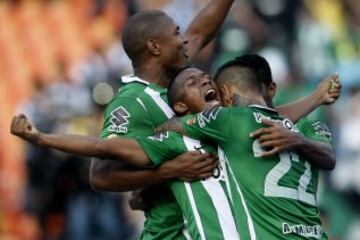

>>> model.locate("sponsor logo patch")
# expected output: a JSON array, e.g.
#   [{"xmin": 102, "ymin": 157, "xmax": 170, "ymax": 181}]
[
  {"xmin": 198, "ymin": 107, "xmax": 222, "ymax": 128},
  {"xmin": 109, "ymin": 106, "xmax": 131, "ymax": 133},
  {"xmin": 186, "ymin": 117, "xmax": 197, "ymax": 126},
  {"xmin": 312, "ymin": 121, "xmax": 331, "ymax": 138},
  {"xmin": 253, "ymin": 112, "xmax": 298, "ymax": 132},
  {"xmin": 148, "ymin": 132, "xmax": 170, "ymax": 142},
  {"xmin": 283, "ymin": 223, "xmax": 323, "ymax": 239}
]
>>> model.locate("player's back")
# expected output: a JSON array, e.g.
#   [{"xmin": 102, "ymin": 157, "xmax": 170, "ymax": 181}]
[
  {"xmin": 222, "ymin": 105, "xmax": 326, "ymax": 239},
  {"xmin": 181, "ymin": 105, "xmax": 327, "ymax": 239}
]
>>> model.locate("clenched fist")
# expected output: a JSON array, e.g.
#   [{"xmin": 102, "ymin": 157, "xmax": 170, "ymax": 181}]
[
  {"xmin": 316, "ymin": 74, "xmax": 342, "ymax": 105},
  {"xmin": 10, "ymin": 114, "xmax": 40, "ymax": 143}
]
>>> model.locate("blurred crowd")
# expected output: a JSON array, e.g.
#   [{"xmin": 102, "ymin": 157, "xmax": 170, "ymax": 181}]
[{"xmin": 0, "ymin": 0, "xmax": 359, "ymax": 239}]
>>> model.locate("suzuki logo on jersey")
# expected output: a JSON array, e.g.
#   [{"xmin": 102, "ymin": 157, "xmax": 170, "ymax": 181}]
[
  {"xmin": 148, "ymin": 132, "xmax": 170, "ymax": 142},
  {"xmin": 109, "ymin": 107, "xmax": 131, "ymax": 133},
  {"xmin": 198, "ymin": 106, "xmax": 222, "ymax": 128}
]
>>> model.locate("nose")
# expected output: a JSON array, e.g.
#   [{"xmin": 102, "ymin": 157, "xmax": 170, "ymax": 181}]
[
  {"xmin": 201, "ymin": 77, "xmax": 211, "ymax": 86},
  {"xmin": 181, "ymin": 35, "xmax": 189, "ymax": 45}
]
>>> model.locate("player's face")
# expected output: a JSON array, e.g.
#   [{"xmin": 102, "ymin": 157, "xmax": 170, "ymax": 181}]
[
  {"xmin": 179, "ymin": 68, "xmax": 220, "ymax": 113},
  {"xmin": 158, "ymin": 17, "xmax": 189, "ymax": 70}
]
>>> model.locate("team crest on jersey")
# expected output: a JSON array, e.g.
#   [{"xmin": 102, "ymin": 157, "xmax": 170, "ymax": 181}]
[
  {"xmin": 148, "ymin": 132, "xmax": 170, "ymax": 142},
  {"xmin": 186, "ymin": 117, "xmax": 197, "ymax": 125},
  {"xmin": 312, "ymin": 121, "xmax": 331, "ymax": 138},
  {"xmin": 198, "ymin": 106, "xmax": 222, "ymax": 128},
  {"xmin": 109, "ymin": 106, "xmax": 131, "ymax": 133}
]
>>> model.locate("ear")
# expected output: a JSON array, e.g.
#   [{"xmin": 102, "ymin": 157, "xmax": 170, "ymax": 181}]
[
  {"xmin": 146, "ymin": 39, "xmax": 161, "ymax": 56},
  {"xmin": 173, "ymin": 101, "xmax": 189, "ymax": 115},
  {"xmin": 268, "ymin": 82, "xmax": 277, "ymax": 99},
  {"xmin": 219, "ymin": 84, "xmax": 233, "ymax": 107}
]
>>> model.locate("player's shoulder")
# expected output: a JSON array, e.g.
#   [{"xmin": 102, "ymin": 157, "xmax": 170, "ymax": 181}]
[
  {"xmin": 115, "ymin": 82, "xmax": 147, "ymax": 99},
  {"xmin": 296, "ymin": 117, "xmax": 332, "ymax": 139}
]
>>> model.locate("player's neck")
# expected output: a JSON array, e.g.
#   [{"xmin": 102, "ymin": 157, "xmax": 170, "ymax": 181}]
[
  {"xmin": 232, "ymin": 93, "xmax": 267, "ymax": 108},
  {"xmin": 134, "ymin": 63, "xmax": 172, "ymax": 88}
]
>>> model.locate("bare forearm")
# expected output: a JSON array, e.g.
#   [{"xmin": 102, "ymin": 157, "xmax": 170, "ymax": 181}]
[
  {"xmin": 89, "ymin": 158, "xmax": 174, "ymax": 192},
  {"xmin": 277, "ymin": 93, "xmax": 321, "ymax": 123},
  {"xmin": 296, "ymin": 138, "xmax": 336, "ymax": 170},
  {"xmin": 186, "ymin": 0, "xmax": 234, "ymax": 57},
  {"xmin": 36, "ymin": 133, "xmax": 106, "ymax": 157},
  {"xmin": 36, "ymin": 133, "xmax": 149, "ymax": 166}
]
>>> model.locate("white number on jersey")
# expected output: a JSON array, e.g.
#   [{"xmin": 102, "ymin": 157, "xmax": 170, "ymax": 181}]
[{"xmin": 252, "ymin": 140, "xmax": 316, "ymax": 206}]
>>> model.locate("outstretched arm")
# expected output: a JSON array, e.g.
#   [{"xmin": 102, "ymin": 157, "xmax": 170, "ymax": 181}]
[
  {"xmin": 10, "ymin": 114, "xmax": 149, "ymax": 166},
  {"xmin": 11, "ymin": 114, "xmax": 218, "ymax": 192},
  {"xmin": 185, "ymin": 0, "xmax": 234, "ymax": 59},
  {"xmin": 277, "ymin": 75, "xmax": 341, "ymax": 123}
]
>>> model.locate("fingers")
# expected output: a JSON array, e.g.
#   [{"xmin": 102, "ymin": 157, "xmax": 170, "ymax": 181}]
[
  {"xmin": 10, "ymin": 114, "xmax": 32, "ymax": 136},
  {"xmin": 198, "ymin": 172, "xmax": 213, "ymax": 180},
  {"xmin": 260, "ymin": 118, "xmax": 278, "ymax": 127},
  {"xmin": 259, "ymin": 139, "xmax": 283, "ymax": 148},
  {"xmin": 250, "ymin": 127, "xmax": 273, "ymax": 138},
  {"xmin": 198, "ymin": 164, "xmax": 218, "ymax": 174},
  {"xmin": 259, "ymin": 147, "xmax": 281, "ymax": 157},
  {"xmin": 17, "ymin": 113, "xmax": 27, "ymax": 119},
  {"xmin": 194, "ymin": 156, "xmax": 218, "ymax": 169}
]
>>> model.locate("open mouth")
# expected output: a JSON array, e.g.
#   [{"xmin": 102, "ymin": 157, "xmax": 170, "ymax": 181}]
[{"xmin": 204, "ymin": 89, "xmax": 217, "ymax": 102}]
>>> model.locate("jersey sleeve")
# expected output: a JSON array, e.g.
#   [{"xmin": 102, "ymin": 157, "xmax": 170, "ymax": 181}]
[
  {"xmin": 296, "ymin": 118, "xmax": 332, "ymax": 144},
  {"xmin": 100, "ymin": 96, "xmax": 153, "ymax": 139},
  {"xmin": 180, "ymin": 106, "xmax": 231, "ymax": 142},
  {"xmin": 136, "ymin": 132, "xmax": 185, "ymax": 166}
]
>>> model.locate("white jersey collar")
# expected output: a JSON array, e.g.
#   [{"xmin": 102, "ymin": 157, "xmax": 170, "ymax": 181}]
[
  {"xmin": 249, "ymin": 104, "xmax": 278, "ymax": 113},
  {"xmin": 122, "ymin": 75, "xmax": 149, "ymax": 85}
]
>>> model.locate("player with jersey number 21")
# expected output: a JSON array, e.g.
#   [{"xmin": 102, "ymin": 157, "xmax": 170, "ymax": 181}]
[
  {"xmin": 11, "ymin": 54, "xmax": 341, "ymax": 239},
  {"xmin": 157, "ymin": 55, "xmax": 339, "ymax": 239}
]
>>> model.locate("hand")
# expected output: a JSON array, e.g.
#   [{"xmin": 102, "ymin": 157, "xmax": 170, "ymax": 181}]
[
  {"xmin": 315, "ymin": 74, "xmax": 342, "ymax": 105},
  {"xmin": 128, "ymin": 190, "xmax": 149, "ymax": 211},
  {"xmin": 250, "ymin": 118, "xmax": 302, "ymax": 157},
  {"xmin": 10, "ymin": 114, "xmax": 40, "ymax": 143},
  {"xmin": 160, "ymin": 151, "xmax": 219, "ymax": 181},
  {"xmin": 155, "ymin": 117, "xmax": 184, "ymax": 135}
]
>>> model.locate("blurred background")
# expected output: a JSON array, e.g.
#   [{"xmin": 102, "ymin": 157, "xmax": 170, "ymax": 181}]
[{"xmin": 0, "ymin": 0, "xmax": 359, "ymax": 239}]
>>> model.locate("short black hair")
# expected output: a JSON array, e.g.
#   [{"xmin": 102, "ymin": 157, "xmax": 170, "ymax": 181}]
[
  {"xmin": 167, "ymin": 67, "xmax": 190, "ymax": 112},
  {"xmin": 214, "ymin": 54, "xmax": 273, "ymax": 87},
  {"xmin": 122, "ymin": 10, "xmax": 171, "ymax": 66}
]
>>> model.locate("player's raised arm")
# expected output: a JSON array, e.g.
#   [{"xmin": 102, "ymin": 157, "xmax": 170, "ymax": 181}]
[
  {"xmin": 277, "ymin": 75, "xmax": 341, "ymax": 123},
  {"xmin": 185, "ymin": 0, "xmax": 234, "ymax": 59},
  {"xmin": 10, "ymin": 114, "xmax": 150, "ymax": 166}
]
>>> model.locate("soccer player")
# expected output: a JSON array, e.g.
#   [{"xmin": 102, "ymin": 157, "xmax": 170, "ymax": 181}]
[
  {"xmin": 11, "ymin": 59, "xmax": 340, "ymax": 239},
  {"xmin": 158, "ymin": 55, "xmax": 338, "ymax": 239},
  {"xmin": 93, "ymin": 1, "xmax": 236, "ymax": 239},
  {"xmin": 89, "ymin": 1, "xmax": 335, "ymax": 239},
  {"xmin": 11, "ymin": 74, "xmax": 239, "ymax": 239}
]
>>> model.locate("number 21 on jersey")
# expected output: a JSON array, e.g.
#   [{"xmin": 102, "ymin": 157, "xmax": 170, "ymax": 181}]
[{"xmin": 253, "ymin": 140, "xmax": 316, "ymax": 206}]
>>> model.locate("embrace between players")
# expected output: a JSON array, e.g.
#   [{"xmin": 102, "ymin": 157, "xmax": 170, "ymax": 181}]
[{"xmin": 11, "ymin": 1, "xmax": 341, "ymax": 239}]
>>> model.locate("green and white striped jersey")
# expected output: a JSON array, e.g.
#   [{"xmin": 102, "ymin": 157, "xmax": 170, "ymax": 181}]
[
  {"xmin": 180, "ymin": 105, "xmax": 331, "ymax": 240},
  {"xmin": 101, "ymin": 75, "xmax": 186, "ymax": 240},
  {"xmin": 137, "ymin": 132, "xmax": 240, "ymax": 240}
]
